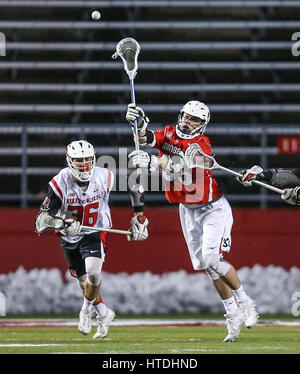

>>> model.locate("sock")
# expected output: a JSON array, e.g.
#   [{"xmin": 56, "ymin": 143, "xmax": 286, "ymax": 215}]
[
  {"xmin": 232, "ymin": 285, "xmax": 248, "ymax": 303},
  {"xmin": 222, "ymin": 296, "xmax": 238, "ymax": 315},
  {"xmin": 81, "ymin": 295, "xmax": 96, "ymax": 312},
  {"xmin": 93, "ymin": 298, "xmax": 108, "ymax": 318}
]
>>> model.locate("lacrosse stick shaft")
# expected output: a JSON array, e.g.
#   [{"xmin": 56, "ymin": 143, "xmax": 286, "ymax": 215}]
[
  {"xmin": 130, "ymin": 78, "xmax": 140, "ymax": 151},
  {"xmin": 81, "ymin": 225, "xmax": 131, "ymax": 236},
  {"xmin": 217, "ymin": 165, "xmax": 285, "ymax": 194},
  {"xmin": 130, "ymin": 78, "xmax": 142, "ymax": 175},
  {"xmin": 186, "ymin": 143, "xmax": 285, "ymax": 195}
]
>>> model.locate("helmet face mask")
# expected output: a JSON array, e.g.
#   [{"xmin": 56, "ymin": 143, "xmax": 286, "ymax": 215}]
[
  {"xmin": 66, "ymin": 140, "xmax": 96, "ymax": 182},
  {"xmin": 176, "ymin": 101, "xmax": 210, "ymax": 139}
]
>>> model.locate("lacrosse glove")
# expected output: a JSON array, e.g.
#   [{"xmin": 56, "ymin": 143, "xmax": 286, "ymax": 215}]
[
  {"xmin": 128, "ymin": 150, "xmax": 159, "ymax": 172},
  {"xmin": 236, "ymin": 165, "xmax": 264, "ymax": 187},
  {"xmin": 127, "ymin": 215, "xmax": 149, "ymax": 241},
  {"xmin": 60, "ymin": 218, "xmax": 81, "ymax": 237},
  {"xmin": 128, "ymin": 150, "xmax": 184, "ymax": 174},
  {"xmin": 281, "ymin": 186, "xmax": 300, "ymax": 206},
  {"xmin": 126, "ymin": 103, "xmax": 149, "ymax": 132}
]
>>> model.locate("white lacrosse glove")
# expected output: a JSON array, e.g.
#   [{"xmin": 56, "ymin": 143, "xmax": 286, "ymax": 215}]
[
  {"xmin": 128, "ymin": 150, "xmax": 158, "ymax": 172},
  {"xmin": 60, "ymin": 218, "xmax": 81, "ymax": 237},
  {"xmin": 127, "ymin": 215, "xmax": 149, "ymax": 241},
  {"xmin": 281, "ymin": 187, "xmax": 300, "ymax": 206},
  {"xmin": 126, "ymin": 103, "xmax": 149, "ymax": 132},
  {"xmin": 236, "ymin": 165, "xmax": 264, "ymax": 187},
  {"xmin": 129, "ymin": 150, "xmax": 150, "ymax": 168}
]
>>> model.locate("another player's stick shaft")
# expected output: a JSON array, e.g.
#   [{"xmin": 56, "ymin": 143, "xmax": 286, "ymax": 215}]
[{"xmin": 190, "ymin": 143, "xmax": 285, "ymax": 195}]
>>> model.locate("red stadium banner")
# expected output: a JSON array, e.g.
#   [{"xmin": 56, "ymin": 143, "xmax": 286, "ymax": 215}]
[
  {"xmin": 0, "ymin": 208, "xmax": 300, "ymax": 276},
  {"xmin": 277, "ymin": 136, "xmax": 300, "ymax": 154}
]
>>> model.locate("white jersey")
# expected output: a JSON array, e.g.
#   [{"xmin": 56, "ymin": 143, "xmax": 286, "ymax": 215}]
[{"xmin": 49, "ymin": 166, "xmax": 114, "ymax": 243}]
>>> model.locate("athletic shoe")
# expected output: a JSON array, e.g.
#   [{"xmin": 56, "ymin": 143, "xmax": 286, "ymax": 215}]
[
  {"xmin": 78, "ymin": 309, "xmax": 92, "ymax": 335},
  {"xmin": 93, "ymin": 308, "xmax": 115, "ymax": 339},
  {"xmin": 238, "ymin": 296, "xmax": 259, "ymax": 329},
  {"xmin": 223, "ymin": 308, "xmax": 244, "ymax": 342}
]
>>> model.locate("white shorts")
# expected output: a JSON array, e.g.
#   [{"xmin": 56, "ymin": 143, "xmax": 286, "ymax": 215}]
[{"xmin": 179, "ymin": 195, "xmax": 233, "ymax": 271}]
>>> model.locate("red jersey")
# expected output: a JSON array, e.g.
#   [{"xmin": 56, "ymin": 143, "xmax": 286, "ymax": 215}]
[{"xmin": 153, "ymin": 125, "xmax": 222, "ymax": 205}]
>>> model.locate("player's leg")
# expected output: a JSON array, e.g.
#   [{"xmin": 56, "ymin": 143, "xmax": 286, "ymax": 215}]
[
  {"xmin": 208, "ymin": 266, "xmax": 258, "ymax": 330},
  {"xmin": 205, "ymin": 267, "xmax": 243, "ymax": 342},
  {"xmin": 59, "ymin": 239, "xmax": 93, "ymax": 334},
  {"xmin": 179, "ymin": 203, "xmax": 243, "ymax": 341},
  {"xmin": 79, "ymin": 233, "xmax": 115, "ymax": 338},
  {"xmin": 218, "ymin": 266, "xmax": 258, "ymax": 329},
  {"xmin": 77, "ymin": 273, "xmax": 106, "ymax": 316},
  {"xmin": 83, "ymin": 256, "xmax": 115, "ymax": 339},
  {"xmin": 202, "ymin": 197, "xmax": 258, "ymax": 329},
  {"xmin": 196, "ymin": 199, "xmax": 244, "ymax": 341}
]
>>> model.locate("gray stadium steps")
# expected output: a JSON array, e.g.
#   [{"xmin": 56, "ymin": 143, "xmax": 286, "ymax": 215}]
[
  {"xmin": 0, "ymin": 21, "xmax": 299, "ymax": 29},
  {"xmin": 0, "ymin": 104, "xmax": 299, "ymax": 113},
  {"xmin": 5, "ymin": 41, "xmax": 293, "ymax": 51},
  {"xmin": 1, "ymin": 1, "xmax": 300, "ymax": 8},
  {"xmin": 0, "ymin": 83, "xmax": 298, "ymax": 92},
  {"xmin": 0, "ymin": 62, "xmax": 299, "ymax": 70}
]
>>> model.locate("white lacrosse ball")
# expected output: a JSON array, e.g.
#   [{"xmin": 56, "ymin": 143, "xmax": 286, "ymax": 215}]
[{"xmin": 91, "ymin": 11, "xmax": 101, "ymax": 20}]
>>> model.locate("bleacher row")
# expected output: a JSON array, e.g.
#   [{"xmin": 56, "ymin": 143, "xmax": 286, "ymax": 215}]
[{"xmin": 0, "ymin": 0, "xmax": 300, "ymax": 208}]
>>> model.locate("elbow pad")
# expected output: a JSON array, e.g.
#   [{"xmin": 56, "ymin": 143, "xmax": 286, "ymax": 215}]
[{"xmin": 270, "ymin": 169, "xmax": 300, "ymax": 188}]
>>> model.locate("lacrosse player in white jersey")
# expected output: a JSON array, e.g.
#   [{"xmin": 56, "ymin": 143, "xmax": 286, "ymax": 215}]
[
  {"xmin": 35, "ymin": 140, "xmax": 148, "ymax": 338},
  {"xmin": 125, "ymin": 101, "xmax": 258, "ymax": 342}
]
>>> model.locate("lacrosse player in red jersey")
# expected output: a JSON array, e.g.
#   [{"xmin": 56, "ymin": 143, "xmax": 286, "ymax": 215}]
[
  {"xmin": 35, "ymin": 140, "xmax": 148, "ymax": 339},
  {"xmin": 236, "ymin": 165, "xmax": 300, "ymax": 205},
  {"xmin": 126, "ymin": 101, "xmax": 258, "ymax": 342}
]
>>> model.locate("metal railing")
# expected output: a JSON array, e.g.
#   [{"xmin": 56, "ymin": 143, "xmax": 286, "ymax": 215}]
[
  {"xmin": 5, "ymin": 41, "xmax": 293, "ymax": 51},
  {"xmin": 1, "ymin": 124, "xmax": 299, "ymax": 208},
  {"xmin": 1, "ymin": 1, "xmax": 300, "ymax": 8},
  {"xmin": 0, "ymin": 62, "xmax": 299, "ymax": 71},
  {"xmin": 0, "ymin": 83, "xmax": 298, "ymax": 93},
  {"xmin": 0, "ymin": 104, "xmax": 299, "ymax": 113},
  {"xmin": 0, "ymin": 21, "xmax": 300, "ymax": 29}
]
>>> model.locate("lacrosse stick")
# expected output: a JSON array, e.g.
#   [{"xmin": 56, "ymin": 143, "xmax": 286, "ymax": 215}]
[
  {"xmin": 34, "ymin": 211, "xmax": 131, "ymax": 236},
  {"xmin": 184, "ymin": 143, "xmax": 285, "ymax": 195},
  {"xmin": 112, "ymin": 37, "xmax": 142, "ymax": 175}
]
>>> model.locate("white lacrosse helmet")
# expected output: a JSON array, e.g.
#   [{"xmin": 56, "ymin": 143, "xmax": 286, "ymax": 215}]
[
  {"xmin": 66, "ymin": 140, "xmax": 96, "ymax": 182},
  {"xmin": 176, "ymin": 100, "xmax": 210, "ymax": 139}
]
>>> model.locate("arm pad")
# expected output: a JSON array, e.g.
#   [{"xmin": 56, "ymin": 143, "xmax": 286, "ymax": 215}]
[
  {"xmin": 270, "ymin": 169, "xmax": 300, "ymax": 188},
  {"xmin": 130, "ymin": 184, "xmax": 145, "ymax": 213},
  {"xmin": 139, "ymin": 129, "xmax": 156, "ymax": 147}
]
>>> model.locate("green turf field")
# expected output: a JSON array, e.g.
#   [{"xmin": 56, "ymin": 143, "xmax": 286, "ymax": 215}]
[{"xmin": 0, "ymin": 314, "xmax": 300, "ymax": 354}]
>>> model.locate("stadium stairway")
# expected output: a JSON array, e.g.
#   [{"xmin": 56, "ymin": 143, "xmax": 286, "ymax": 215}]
[{"xmin": 0, "ymin": 0, "xmax": 300, "ymax": 207}]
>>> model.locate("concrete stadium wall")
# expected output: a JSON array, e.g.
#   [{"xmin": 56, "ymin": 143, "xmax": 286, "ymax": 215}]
[{"xmin": 0, "ymin": 207, "xmax": 299, "ymax": 275}]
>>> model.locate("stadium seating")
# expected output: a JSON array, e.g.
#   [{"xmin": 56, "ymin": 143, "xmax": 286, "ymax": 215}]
[{"xmin": 0, "ymin": 0, "xmax": 300, "ymax": 208}]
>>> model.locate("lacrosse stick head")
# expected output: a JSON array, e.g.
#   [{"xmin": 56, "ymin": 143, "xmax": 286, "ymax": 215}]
[
  {"xmin": 34, "ymin": 211, "xmax": 65, "ymax": 234},
  {"xmin": 184, "ymin": 143, "xmax": 216, "ymax": 170},
  {"xmin": 112, "ymin": 37, "xmax": 140, "ymax": 80}
]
